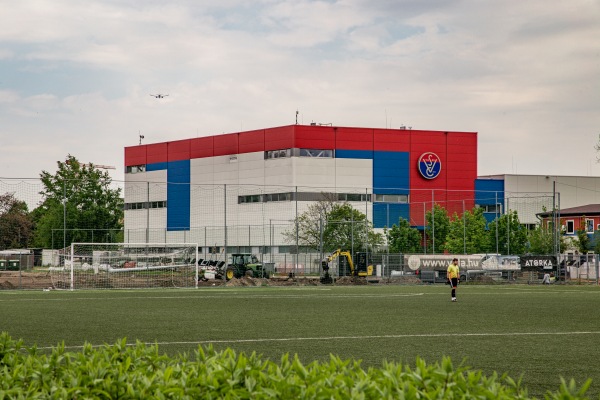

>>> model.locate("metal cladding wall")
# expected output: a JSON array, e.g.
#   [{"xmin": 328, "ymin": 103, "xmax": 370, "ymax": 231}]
[{"xmin": 124, "ymin": 125, "xmax": 478, "ymax": 230}]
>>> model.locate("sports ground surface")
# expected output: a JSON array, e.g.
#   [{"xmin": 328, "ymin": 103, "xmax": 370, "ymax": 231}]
[{"xmin": 1, "ymin": 284, "xmax": 599, "ymax": 397}]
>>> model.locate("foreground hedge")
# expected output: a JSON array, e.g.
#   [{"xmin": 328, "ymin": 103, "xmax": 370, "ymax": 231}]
[{"xmin": 0, "ymin": 333, "xmax": 591, "ymax": 399}]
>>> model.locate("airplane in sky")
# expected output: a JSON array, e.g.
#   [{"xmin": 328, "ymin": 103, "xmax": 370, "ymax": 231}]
[{"xmin": 150, "ymin": 94, "xmax": 169, "ymax": 99}]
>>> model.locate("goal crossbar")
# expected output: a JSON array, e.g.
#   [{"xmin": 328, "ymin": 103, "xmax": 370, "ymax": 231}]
[{"xmin": 57, "ymin": 242, "xmax": 200, "ymax": 290}]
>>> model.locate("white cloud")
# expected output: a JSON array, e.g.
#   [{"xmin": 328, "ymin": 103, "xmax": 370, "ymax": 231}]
[{"xmin": 0, "ymin": 0, "xmax": 598, "ymax": 180}]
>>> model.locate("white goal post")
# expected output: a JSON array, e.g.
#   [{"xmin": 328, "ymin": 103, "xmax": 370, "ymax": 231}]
[{"xmin": 50, "ymin": 243, "xmax": 199, "ymax": 290}]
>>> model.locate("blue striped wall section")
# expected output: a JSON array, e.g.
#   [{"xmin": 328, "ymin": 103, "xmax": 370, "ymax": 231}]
[
  {"xmin": 167, "ymin": 160, "xmax": 190, "ymax": 231},
  {"xmin": 145, "ymin": 161, "xmax": 191, "ymax": 231},
  {"xmin": 146, "ymin": 162, "xmax": 168, "ymax": 172},
  {"xmin": 373, "ymin": 203, "xmax": 410, "ymax": 229},
  {"xmin": 335, "ymin": 149, "xmax": 373, "ymax": 159},
  {"xmin": 373, "ymin": 151, "xmax": 409, "ymax": 195},
  {"xmin": 475, "ymin": 178, "xmax": 504, "ymax": 224}
]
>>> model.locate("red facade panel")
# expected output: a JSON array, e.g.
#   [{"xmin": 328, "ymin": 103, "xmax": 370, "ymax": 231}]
[
  {"xmin": 168, "ymin": 139, "xmax": 191, "ymax": 162},
  {"xmin": 294, "ymin": 126, "xmax": 335, "ymax": 149},
  {"xmin": 335, "ymin": 127, "xmax": 373, "ymax": 151},
  {"xmin": 239, "ymin": 129, "xmax": 265, "ymax": 153},
  {"xmin": 124, "ymin": 145, "xmax": 146, "ymax": 166},
  {"xmin": 373, "ymin": 129, "xmax": 411, "ymax": 152},
  {"xmin": 264, "ymin": 126, "xmax": 295, "ymax": 151},
  {"xmin": 213, "ymin": 133, "xmax": 239, "ymax": 156},
  {"xmin": 190, "ymin": 136, "xmax": 214, "ymax": 159},
  {"xmin": 146, "ymin": 143, "xmax": 168, "ymax": 164},
  {"xmin": 407, "ymin": 130, "xmax": 477, "ymax": 225}
]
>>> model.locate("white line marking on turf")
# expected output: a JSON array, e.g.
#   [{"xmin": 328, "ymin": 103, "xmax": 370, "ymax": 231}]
[
  {"xmin": 0, "ymin": 293, "xmax": 425, "ymax": 302},
  {"xmin": 37, "ymin": 330, "xmax": 600, "ymax": 350}
]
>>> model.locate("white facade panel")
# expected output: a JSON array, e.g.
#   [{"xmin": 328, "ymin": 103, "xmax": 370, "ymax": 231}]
[
  {"xmin": 237, "ymin": 152, "xmax": 266, "ymax": 184},
  {"xmin": 503, "ymin": 175, "xmax": 600, "ymax": 209},
  {"xmin": 125, "ymin": 170, "xmax": 168, "ymax": 202},
  {"xmin": 294, "ymin": 158, "xmax": 337, "ymax": 188},
  {"xmin": 190, "ymin": 158, "xmax": 215, "ymax": 185},
  {"xmin": 334, "ymin": 158, "xmax": 372, "ymax": 189},
  {"xmin": 264, "ymin": 158, "xmax": 295, "ymax": 186}
]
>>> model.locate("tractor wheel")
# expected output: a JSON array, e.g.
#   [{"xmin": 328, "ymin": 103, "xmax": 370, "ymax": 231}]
[
  {"xmin": 245, "ymin": 269, "xmax": 254, "ymax": 278},
  {"xmin": 225, "ymin": 267, "xmax": 235, "ymax": 280}
]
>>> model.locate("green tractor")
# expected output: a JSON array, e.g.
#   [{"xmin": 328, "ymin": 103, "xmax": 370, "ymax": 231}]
[{"xmin": 225, "ymin": 254, "xmax": 271, "ymax": 280}]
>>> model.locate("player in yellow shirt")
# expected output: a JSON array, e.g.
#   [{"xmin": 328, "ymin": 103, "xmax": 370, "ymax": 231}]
[{"xmin": 447, "ymin": 258, "xmax": 460, "ymax": 302}]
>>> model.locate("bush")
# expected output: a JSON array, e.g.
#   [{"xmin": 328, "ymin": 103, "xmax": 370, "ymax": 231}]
[{"xmin": 0, "ymin": 332, "xmax": 591, "ymax": 399}]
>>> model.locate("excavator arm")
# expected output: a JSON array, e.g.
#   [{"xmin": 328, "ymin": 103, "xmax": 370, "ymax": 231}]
[{"xmin": 322, "ymin": 249, "xmax": 355, "ymax": 275}]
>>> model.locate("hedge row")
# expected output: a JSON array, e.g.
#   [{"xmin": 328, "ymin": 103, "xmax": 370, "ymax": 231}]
[{"xmin": 0, "ymin": 332, "xmax": 591, "ymax": 399}]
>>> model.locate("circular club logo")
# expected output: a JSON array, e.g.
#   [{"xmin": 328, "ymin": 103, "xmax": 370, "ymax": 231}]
[{"xmin": 418, "ymin": 152, "xmax": 441, "ymax": 179}]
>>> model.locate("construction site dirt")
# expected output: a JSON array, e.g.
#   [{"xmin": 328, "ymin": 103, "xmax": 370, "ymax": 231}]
[{"xmin": 0, "ymin": 271, "xmax": 424, "ymax": 290}]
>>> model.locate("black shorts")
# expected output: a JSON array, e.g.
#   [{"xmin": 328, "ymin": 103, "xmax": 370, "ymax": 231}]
[{"xmin": 450, "ymin": 277, "xmax": 458, "ymax": 288}]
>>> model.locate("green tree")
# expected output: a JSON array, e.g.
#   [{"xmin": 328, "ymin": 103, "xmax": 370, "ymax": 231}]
[
  {"xmin": 386, "ymin": 217, "xmax": 422, "ymax": 253},
  {"xmin": 281, "ymin": 197, "xmax": 337, "ymax": 251},
  {"xmin": 576, "ymin": 228, "xmax": 590, "ymax": 254},
  {"xmin": 284, "ymin": 200, "xmax": 384, "ymax": 253},
  {"xmin": 32, "ymin": 155, "xmax": 123, "ymax": 248},
  {"xmin": 527, "ymin": 223, "xmax": 565, "ymax": 254},
  {"xmin": 425, "ymin": 204, "xmax": 450, "ymax": 254},
  {"xmin": 445, "ymin": 207, "xmax": 490, "ymax": 254},
  {"xmin": 487, "ymin": 210, "xmax": 527, "ymax": 255},
  {"xmin": 323, "ymin": 203, "xmax": 384, "ymax": 252},
  {"xmin": 0, "ymin": 193, "xmax": 34, "ymax": 250}
]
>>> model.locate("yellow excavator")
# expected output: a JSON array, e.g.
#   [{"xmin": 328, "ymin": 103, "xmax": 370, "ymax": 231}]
[{"xmin": 320, "ymin": 249, "xmax": 374, "ymax": 284}]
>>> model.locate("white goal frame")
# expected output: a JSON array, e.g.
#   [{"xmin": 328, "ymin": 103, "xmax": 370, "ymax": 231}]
[{"xmin": 55, "ymin": 242, "xmax": 200, "ymax": 290}]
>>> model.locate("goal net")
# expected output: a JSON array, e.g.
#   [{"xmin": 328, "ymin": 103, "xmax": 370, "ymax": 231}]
[{"xmin": 50, "ymin": 243, "xmax": 199, "ymax": 290}]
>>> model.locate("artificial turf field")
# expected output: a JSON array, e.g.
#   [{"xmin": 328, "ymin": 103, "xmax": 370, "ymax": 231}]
[{"xmin": 1, "ymin": 284, "xmax": 600, "ymax": 397}]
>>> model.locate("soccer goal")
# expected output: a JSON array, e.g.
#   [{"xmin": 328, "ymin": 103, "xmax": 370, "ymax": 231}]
[{"xmin": 50, "ymin": 243, "xmax": 199, "ymax": 290}]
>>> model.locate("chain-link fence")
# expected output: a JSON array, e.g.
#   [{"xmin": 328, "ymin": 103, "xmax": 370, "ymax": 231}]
[{"xmin": 3, "ymin": 177, "xmax": 587, "ymax": 290}]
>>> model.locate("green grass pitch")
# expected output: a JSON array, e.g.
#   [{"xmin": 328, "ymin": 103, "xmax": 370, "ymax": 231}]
[{"xmin": 1, "ymin": 284, "xmax": 599, "ymax": 397}]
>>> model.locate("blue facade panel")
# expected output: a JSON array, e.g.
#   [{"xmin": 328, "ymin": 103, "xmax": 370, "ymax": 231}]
[
  {"xmin": 146, "ymin": 162, "xmax": 168, "ymax": 171},
  {"xmin": 167, "ymin": 160, "xmax": 190, "ymax": 231},
  {"xmin": 373, "ymin": 151, "xmax": 409, "ymax": 195},
  {"xmin": 336, "ymin": 149, "xmax": 373, "ymax": 159},
  {"xmin": 475, "ymin": 179, "xmax": 504, "ymax": 204},
  {"xmin": 475, "ymin": 178, "xmax": 505, "ymax": 225},
  {"xmin": 373, "ymin": 203, "xmax": 410, "ymax": 229}
]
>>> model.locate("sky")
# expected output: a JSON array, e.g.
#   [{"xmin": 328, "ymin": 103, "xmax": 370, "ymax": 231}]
[{"xmin": 1, "ymin": 0, "xmax": 599, "ymax": 183}]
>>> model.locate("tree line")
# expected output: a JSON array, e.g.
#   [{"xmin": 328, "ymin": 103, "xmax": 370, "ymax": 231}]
[
  {"xmin": 285, "ymin": 200, "xmax": 592, "ymax": 255},
  {"xmin": 0, "ymin": 155, "xmax": 123, "ymax": 250}
]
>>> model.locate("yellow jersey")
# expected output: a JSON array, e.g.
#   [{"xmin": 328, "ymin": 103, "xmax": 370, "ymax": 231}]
[{"xmin": 447, "ymin": 263, "xmax": 460, "ymax": 279}]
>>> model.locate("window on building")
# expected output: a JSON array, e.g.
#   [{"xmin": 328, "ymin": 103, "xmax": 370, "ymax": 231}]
[
  {"xmin": 125, "ymin": 201, "xmax": 167, "ymax": 210},
  {"xmin": 337, "ymin": 193, "xmax": 371, "ymax": 202},
  {"xmin": 149, "ymin": 201, "xmax": 167, "ymax": 209},
  {"xmin": 476, "ymin": 204, "xmax": 502, "ymax": 213},
  {"xmin": 586, "ymin": 219, "xmax": 594, "ymax": 234},
  {"xmin": 240, "ymin": 191, "xmax": 372, "ymax": 204},
  {"xmin": 374, "ymin": 194, "xmax": 408, "ymax": 203},
  {"xmin": 299, "ymin": 149, "xmax": 333, "ymax": 158},
  {"xmin": 265, "ymin": 149, "xmax": 291, "ymax": 159},
  {"xmin": 566, "ymin": 220, "xmax": 575, "ymax": 234},
  {"xmin": 126, "ymin": 165, "xmax": 146, "ymax": 174},
  {"xmin": 208, "ymin": 246, "xmax": 221, "ymax": 254}
]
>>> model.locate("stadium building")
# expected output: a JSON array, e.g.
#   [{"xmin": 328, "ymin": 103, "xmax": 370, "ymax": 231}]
[{"xmin": 123, "ymin": 124, "xmax": 583, "ymax": 252}]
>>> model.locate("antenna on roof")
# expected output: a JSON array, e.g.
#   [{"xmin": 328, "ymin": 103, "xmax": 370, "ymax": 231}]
[
  {"xmin": 295, "ymin": 110, "xmax": 299, "ymax": 125},
  {"xmin": 139, "ymin": 131, "xmax": 145, "ymax": 145}
]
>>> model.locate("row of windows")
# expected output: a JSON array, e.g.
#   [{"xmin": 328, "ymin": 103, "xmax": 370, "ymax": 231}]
[
  {"xmin": 205, "ymin": 246, "xmax": 319, "ymax": 255},
  {"xmin": 238, "ymin": 192, "xmax": 406, "ymax": 204},
  {"xmin": 373, "ymin": 194, "xmax": 409, "ymax": 203},
  {"xmin": 563, "ymin": 219, "xmax": 597, "ymax": 235},
  {"xmin": 239, "ymin": 193, "xmax": 292, "ymax": 204},
  {"xmin": 265, "ymin": 148, "xmax": 334, "ymax": 159},
  {"xmin": 125, "ymin": 201, "xmax": 167, "ymax": 210}
]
